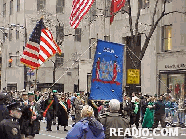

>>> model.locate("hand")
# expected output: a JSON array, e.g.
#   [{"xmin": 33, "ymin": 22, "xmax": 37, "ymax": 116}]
[{"xmin": 32, "ymin": 116, "xmax": 37, "ymax": 120}]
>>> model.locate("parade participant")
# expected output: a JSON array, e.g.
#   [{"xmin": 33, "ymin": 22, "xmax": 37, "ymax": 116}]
[
  {"xmin": 66, "ymin": 93, "xmax": 71, "ymax": 113},
  {"xmin": 149, "ymin": 95, "xmax": 166, "ymax": 129},
  {"xmin": 43, "ymin": 93, "xmax": 56, "ymax": 131},
  {"xmin": 57, "ymin": 96, "xmax": 68, "ymax": 131},
  {"xmin": 74, "ymin": 95, "xmax": 84, "ymax": 123},
  {"xmin": 66, "ymin": 105, "xmax": 105, "ymax": 139},
  {"xmin": 35, "ymin": 91, "xmax": 41, "ymax": 102},
  {"xmin": 100, "ymin": 99, "xmax": 129, "ymax": 139},
  {"xmin": 88, "ymin": 99, "xmax": 98, "ymax": 119},
  {"xmin": 20, "ymin": 90, "xmax": 28, "ymax": 106},
  {"xmin": 0, "ymin": 93, "xmax": 9, "ymax": 122},
  {"xmin": 0, "ymin": 102, "xmax": 22, "ymax": 139},
  {"xmin": 20, "ymin": 92, "xmax": 41, "ymax": 139},
  {"xmin": 133, "ymin": 98, "xmax": 140, "ymax": 129},
  {"xmin": 142, "ymin": 97, "xmax": 155, "ymax": 128}
]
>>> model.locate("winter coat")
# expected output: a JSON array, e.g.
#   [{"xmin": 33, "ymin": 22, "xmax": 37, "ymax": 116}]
[
  {"xmin": 19, "ymin": 101, "xmax": 41, "ymax": 135},
  {"xmin": 0, "ymin": 101, "xmax": 9, "ymax": 122},
  {"xmin": 100, "ymin": 112, "xmax": 129, "ymax": 139},
  {"xmin": 142, "ymin": 102, "xmax": 154, "ymax": 128},
  {"xmin": 66, "ymin": 117, "xmax": 105, "ymax": 139}
]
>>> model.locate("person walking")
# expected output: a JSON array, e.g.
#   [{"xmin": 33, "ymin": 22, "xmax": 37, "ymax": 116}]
[
  {"xmin": 142, "ymin": 97, "xmax": 155, "ymax": 128},
  {"xmin": 19, "ymin": 92, "xmax": 41, "ymax": 139},
  {"xmin": 149, "ymin": 95, "xmax": 166, "ymax": 129},
  {"xmin": 57, "ymin": 96, "xmax": 68, "ymax": 131}
]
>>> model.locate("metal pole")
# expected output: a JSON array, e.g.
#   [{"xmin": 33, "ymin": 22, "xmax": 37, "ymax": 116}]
[{"xmin": 35, "ymin": 69, "xmax": 38, "ymax": 92}]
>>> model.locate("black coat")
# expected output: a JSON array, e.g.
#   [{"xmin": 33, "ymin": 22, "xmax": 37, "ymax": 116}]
[
  {"xmin": 0, "ymin": 101, "xmax": 9, "ymax": 122},
  {"xmin": 19, "ymin": 102, "xmax": 41, "ymax": 135},
  {"xmin": 0, "ymin": 117, "xmax": 21, "ymax": 139},
  {"xmin": 57, "ymin": 101, "xmax": 68, "ymax": 126}
]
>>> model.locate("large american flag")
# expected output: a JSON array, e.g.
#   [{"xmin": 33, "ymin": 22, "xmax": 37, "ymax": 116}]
[
  {"xmin": 20, "ymin": 18, "xmax": 61, "ymax": 70},
  {"xmin": 70, "ymin": 0, "xmax": 95, "ymax": 29}
]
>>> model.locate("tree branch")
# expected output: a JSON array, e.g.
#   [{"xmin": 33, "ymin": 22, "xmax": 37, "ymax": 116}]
[
  {"xmin": 152, "ymin": 0, "xmax": 159, "ymax": 26},
  {"xmin": 137, "ymin": 10, "xmax": 186, "ymax": 67}
]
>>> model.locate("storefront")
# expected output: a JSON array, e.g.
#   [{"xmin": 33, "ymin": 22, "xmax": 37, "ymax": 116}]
[
  {"xmin": 159, "ymin": 69, "xmax": 186, "ymax": 99},
  {"xmin": 157, "ymin": 52, "xmax": 186, "ymax": 100}
]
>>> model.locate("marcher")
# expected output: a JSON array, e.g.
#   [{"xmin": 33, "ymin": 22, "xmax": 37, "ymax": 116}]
[
  {"xmin": 43, "ymin": 93, "xmax": 56, "ymax": 131},
  {"xmin": 57, "ymin": 96, "xmax": 68, "ymax": 131},
  {"xmin": 20, "ymin": 92, "xmax": 41, "ymax": 139},
  {"xmin": 0, "ymin": 102, "xmax": 22, "ymax": 139},
  {"xmin": 74, "ymin": 95, "xmax": 84, "ymax": 123},
  {"xmin": 100, "ymin": 99, "xmax": 129, "ymax": 139},
  {"xmin": 142, "ymin": 97, "xmax": 155, "ymax": 128},
  {"xmin": 66, "ymin": 105, "xmax": 105, "ymax": 139},
  {"xmin": 133, "ymin": 98, "xmax": 140, "ymax": 129},
  {"xmin": 149, "ymin": 96, "xmax": 166, "ymax": 129}
]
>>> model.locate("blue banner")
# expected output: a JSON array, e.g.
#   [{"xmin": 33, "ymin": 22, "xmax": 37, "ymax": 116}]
[{"xmin": 89, "ymin": 40, "xmax": 124, "ymax": 102}]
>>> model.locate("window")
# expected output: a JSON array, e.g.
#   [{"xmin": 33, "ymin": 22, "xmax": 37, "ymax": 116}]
[
  {"xmin": 16, "ymin": 29, "xmax": 19, "ymax": 39},
  {"xmin": 9, "ymin": 29, "xmax": 12, "ymax": 41},
  {"xmin": 104, "ymin": 0, "xmax": 111, "ymax": 17},
  {"xmin": 163, "ymin": 0, "xmax": 172, "ymax": 3},
  {"xmin": 37, "ymin": 0, "xmax": 46, "ymax": 11},
  {"xmin": 55, "ymin": 53, "xmax": 64, "ymax": 68},
  {"xmin": 10, "ymin": 0, "xmax": 13, "ymax": 15},
  {"xmin": 17, "ymin": 0, "xmax": 20, "ymax": 12},
  {"xmin": 3, "ymin": 3, "xmax": 6, "ymax": 17},
  {"xmin": 139, "ymin": 0, "xmax": 149, "ymax": 9},
  {"xmin": 89, "ymin": 38, "xmax": 97, "ymax": 59},
  {"xmin": 16, "ymin": 51, "xmax": 19, "ymax": 66},
  {"xmin": 75, "ymin": 28, "xmax": 81, "ymax": 42},
  {"xmin": 162, "ymin": 25, "xmax": 172, "ymax": 51},
  {"xmin": 56, "ymin": 0, "xmax": 65, "ymax": 13},
  {"xmin": 104, "ymin": 35, "xmax": 110, "ymax": 42},
  {"xmin": 56, "ymin": 25, "xmax": 64, "ymax": 45},
  {"xmin": 89, "ymin": 0, "xmax": 96, "ymax": 22}
]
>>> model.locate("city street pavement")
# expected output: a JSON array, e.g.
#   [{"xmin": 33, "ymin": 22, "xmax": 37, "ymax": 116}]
[
  {"xmin": 34, "ymin": 116, "xmax": 186, "ymax": 139},
  {"xmin": 35, "ymin": 117, "xmax": 74, "ymax": 139}
]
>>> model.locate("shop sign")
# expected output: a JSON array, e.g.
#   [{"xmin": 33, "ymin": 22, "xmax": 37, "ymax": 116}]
[
  {"xmin": 127, "ymin": 69, "xmax": 140, "ymax": 84},
  {"xmin": 165, "ymin": 64, "xmax": 186, "ymax": 69}
]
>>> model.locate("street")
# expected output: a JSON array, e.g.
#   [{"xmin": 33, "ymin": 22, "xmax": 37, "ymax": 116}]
[
  {"xmin": 35, "ymin": 117, "xmax": 74, "ymax": 139},
  {"xmin": 34, "ymin": 116, "xmax": 186, "ymax": 139}
]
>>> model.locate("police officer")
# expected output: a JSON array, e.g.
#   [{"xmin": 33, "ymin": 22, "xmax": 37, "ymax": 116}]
[{"xmin": 0, "ymin": 102, "xmax": 22, "ymax": 139}]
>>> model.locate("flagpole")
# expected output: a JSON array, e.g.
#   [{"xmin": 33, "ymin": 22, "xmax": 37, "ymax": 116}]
[{"xmin": 34, "ymin": 69, "xmax": 38, "ymax": 93}]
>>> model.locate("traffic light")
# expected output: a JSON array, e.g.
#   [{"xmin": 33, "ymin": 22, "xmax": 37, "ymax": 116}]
[{"xmin": 8, "ymin": 58, "xmax": 13, "ymax": 67}]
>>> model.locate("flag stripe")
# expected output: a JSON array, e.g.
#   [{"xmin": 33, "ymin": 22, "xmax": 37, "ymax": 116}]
[
  {"xmin": 70, "ymin": 0, "xmax": 94, "ymax": 29},
  {"xmin": 40, "ymin": 36, "xmax": 56, "ymax": 54},
  {"xmin": 72, "ymin": 0, "xmax": 94, "ymax": 29},
  {"xmin": 41, "ymin": 32, "xmax": 57, "ymax": 51},
  {"xmin": 40, "ymin": 41, "xmax": 53, "ymax": 55},
  {"xmin": 70, "ymin": 0, "xmax": 89, "ymax": 27},
  {"xmin": 20, "ymin": 58, "xmax": 39, "ymax": 68},
  {"xmin": 40, "ymin": 45, "xmax": 51, "ymax": 58},
  {"xmin": 23, "ymin": 51, "xmax": 39, "ymax": 60}
]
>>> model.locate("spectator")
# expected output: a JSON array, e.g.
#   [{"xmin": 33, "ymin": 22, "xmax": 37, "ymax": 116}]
[
  {"xmin": 66, "ymin": 105, "xmax": 105, "ymax": 139},
  {"xmin": 100, "ymin": 99, "xmax": 129, "ymax": 139}
]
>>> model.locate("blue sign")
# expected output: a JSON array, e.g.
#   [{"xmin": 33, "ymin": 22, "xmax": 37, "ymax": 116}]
[{"xmin": 89, "ymin": 40, "xmax": 124, "ymax": 102}]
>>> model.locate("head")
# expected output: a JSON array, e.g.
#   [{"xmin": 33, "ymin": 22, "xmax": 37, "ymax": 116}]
[
  {"xmin": 8, "ymin": 103, "xmax": 22, "ymax": 119},
  {"xmin": 81, "ymin": 105, "xmax": 94, "ymax": 118},
  {"xmin": 135, "ymin": 98, "xmax": 140, "ymax": 103},
  {"xmin": 28, "ymin": 92, "xmax": 34, "ymax": 102},
  {"xmin": 172, "ymin": 98, "xmax": 176, "ymax": 103},
  {"xmin": 49, "ymin": 93, "xmax": 54, "ymax": 99},
  {"xmin": 109, "ymin": 99, "xmax": 120, "ymax": 113},
  {"xmin": 22, "ymin": 93, "xmax": 28, "ymax": 101}
]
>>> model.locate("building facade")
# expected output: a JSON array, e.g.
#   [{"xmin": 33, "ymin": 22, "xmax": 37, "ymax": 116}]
[{"xmin": 0, "ymin": 0, "xmax": 186, "ymax": 100}]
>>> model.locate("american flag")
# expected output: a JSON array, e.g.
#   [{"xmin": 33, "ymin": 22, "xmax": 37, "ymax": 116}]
[
  {"xmin": 70, "ymin": 0, "xmax": 95, "ymax": 29},
  {"xmin": 20, "ymin": 18, "xmax": 61, "ymax": 70}
]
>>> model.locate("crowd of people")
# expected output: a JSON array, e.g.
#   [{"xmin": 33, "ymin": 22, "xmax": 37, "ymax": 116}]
[{"xmin": 0, "ymin": 89, "xmax": 186, "ymax": 139}]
